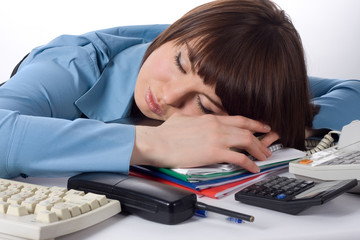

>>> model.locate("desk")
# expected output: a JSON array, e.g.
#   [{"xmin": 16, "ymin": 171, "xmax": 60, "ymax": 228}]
[{"xmin": 15, "ymin": 173, "xmax": 360, "ymax": 240}]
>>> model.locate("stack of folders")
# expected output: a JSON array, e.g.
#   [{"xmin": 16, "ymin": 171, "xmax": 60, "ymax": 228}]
[{"xmin": 131, "ymin": 144, "xmax": 306, "ymax": 198}]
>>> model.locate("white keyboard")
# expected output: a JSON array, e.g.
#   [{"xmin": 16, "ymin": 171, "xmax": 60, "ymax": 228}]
[{"xmin": 0, "ymin": 178, "xmax": 121, "ymax": 240}]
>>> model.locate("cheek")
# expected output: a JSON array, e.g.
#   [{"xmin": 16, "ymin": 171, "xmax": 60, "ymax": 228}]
[
  {"xmin": 145, "ymin": 47, "xmax": 175, "ymax": 82},
  {"xmin": 136, "ymin": 55, "xmax": 166, "ymax": 95}
]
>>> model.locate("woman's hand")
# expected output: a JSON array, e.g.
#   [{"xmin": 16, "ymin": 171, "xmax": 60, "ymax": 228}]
[{"xmin": 131, "ymin": 113, "xmax": 279, "ymax": 173}]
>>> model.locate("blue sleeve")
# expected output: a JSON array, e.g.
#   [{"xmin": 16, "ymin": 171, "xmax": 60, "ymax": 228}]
[
  {"xmin": 309, "ymin": 76, "xmax": 360, "ymax": 131},
  {"xmin": 0, "ymin": 109, "xmax": 135, "ymax": 178},
  {"xmin": 0, "ymin": 66, "xmax": 135, "ymax": 178},
  {"xmin": 0, "ymin": 26, "xmax": 167, "ymax": 178}
]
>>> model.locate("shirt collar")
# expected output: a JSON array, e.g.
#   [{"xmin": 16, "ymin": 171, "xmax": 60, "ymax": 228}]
[{"xmin": 75, "ymin": 42, "xmax": 151, "ymax": 122}]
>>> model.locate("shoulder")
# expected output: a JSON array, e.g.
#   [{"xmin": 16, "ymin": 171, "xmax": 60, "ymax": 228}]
[{"xmin": 84, "ymin": 24, "xmax": 169, "ymax": 41}]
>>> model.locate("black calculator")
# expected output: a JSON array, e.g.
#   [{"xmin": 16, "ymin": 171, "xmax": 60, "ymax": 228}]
[{"xmin": 234, "ymin": 176, "xmax": 357, "ymax": 214}]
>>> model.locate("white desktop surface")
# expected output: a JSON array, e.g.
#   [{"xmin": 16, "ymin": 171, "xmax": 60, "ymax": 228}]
[{"xmin": 14, "ymin": 173, "xmax": 360, "ymax": 240}]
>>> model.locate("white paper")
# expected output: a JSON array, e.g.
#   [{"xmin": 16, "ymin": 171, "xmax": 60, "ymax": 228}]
[{"xmin": 173, "ymin": 147, "xmax": 305, "ymax": 176}]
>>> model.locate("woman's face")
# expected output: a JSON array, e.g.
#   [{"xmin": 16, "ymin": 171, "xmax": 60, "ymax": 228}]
[{"xmin": 135, "ymin": 41, "xmax": 227, "ymax": 121}]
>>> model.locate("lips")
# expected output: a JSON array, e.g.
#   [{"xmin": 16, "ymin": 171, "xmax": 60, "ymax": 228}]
[{"xmin": 145, "ymin": 87, "xmax": 163, "ymax": 116}]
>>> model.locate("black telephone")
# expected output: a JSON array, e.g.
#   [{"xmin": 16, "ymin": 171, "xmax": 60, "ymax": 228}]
[{"xmin": 67, "ymin": 172, "xmax": 254, "ymax": 225}]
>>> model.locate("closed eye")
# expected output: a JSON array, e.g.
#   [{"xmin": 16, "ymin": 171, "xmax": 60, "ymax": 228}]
[{"xmin": 196, "ymin": 95, "xmax": 213, "ymax": 114}]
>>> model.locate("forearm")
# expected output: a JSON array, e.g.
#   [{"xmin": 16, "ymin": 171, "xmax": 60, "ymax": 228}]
[
  {"xmin": 0, "ymin": 109, "xmax": 134, "ymax": 178},
  {"xmin": 309, "ymin": 76, "xmax": 360, "ymax": 131}
]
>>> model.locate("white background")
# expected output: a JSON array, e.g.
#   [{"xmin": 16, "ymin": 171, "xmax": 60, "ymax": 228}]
[{"xmin": 0, "ymin": 0, "xmax": 359, "ymax": 83}]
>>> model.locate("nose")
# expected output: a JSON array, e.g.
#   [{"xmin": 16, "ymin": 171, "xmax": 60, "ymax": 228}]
[{"xmin": 162, "ymin": 80, "xmax": 194, "ymax": 110}]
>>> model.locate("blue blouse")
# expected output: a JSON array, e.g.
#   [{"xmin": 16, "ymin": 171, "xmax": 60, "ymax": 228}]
[{"xmin": 0, "ymin": 25, "xmax": 359, "ymax": 178}]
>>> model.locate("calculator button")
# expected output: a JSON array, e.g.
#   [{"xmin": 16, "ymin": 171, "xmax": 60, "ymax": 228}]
[
  {"xmin": 276, "ymin": 193, "xmax": 287, "ymax": 200},
  {"xmin": 256, "ymin": 191, "xmax": 267, "ymax": 197},
  {"xmin": 281, "ymin": 186, "xmax": 291, "ymax": 191},
  {"xmin": 254, "ymin": 181, "xmax": 266, "ymax": 186},
  {"xmin": 264, "ymin": 183, "xmax": 272, "ymax": 188},
  {"xmin": 305, "ymin": 181, "xmax": 315, "ymax": 186},
  {"xmin": 265, "ymin": 192, "xmax": 277, "ymax": 198},
  {"xmin": 285, "ymin": 190, "xmax": 294, "ymax": 195}
]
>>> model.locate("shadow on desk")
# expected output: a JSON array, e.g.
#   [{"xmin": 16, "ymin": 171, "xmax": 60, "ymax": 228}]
[{"xmin": 57, "ymin": 214, "xmax": 127, "ymax": 240}]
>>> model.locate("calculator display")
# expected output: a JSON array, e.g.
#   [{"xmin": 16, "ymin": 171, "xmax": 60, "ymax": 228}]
[{"xmin": 294, "ymin": 180, "xmax": 347, "ymax": 199}]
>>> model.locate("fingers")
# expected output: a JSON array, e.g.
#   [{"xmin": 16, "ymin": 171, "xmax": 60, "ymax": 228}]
[
  {"xmin": 156, "ymin": 114, "xmax": 279, "ymax": 173},
  {"xmin": 192, "ymin": 115, "xmax": 276, "ymax": 163},
  {"xmin": 220, "ymin": 126, "xmax": 271, "ymax": 161},
  {"xmin": 260, "ymin": 131, "xmax": 280, "ymax": 147},
  {"xmin": 222, "ymin": 150, "xmax": 260, "ymax": 173},
  {"xmin": 214, "ymin": 115, "xmax": 280, "ymax": 158},
  {"xmin": 214, "ymin": 115, "xmax": 271, "ymax": 134}
]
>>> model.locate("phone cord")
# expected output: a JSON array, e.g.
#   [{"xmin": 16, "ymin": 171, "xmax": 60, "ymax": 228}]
[{"xmin": 305, "ymin": 130, "xmax": 341, "ymax": 156}]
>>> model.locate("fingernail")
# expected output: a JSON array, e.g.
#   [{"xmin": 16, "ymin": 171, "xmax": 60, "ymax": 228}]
[
  {"xmin": 264, "ymin": 124, "xmax": 271, "ymax": 131},
  {"xmin": 266, "ymin": 148, "xmax": 272, "ymax": 157}
]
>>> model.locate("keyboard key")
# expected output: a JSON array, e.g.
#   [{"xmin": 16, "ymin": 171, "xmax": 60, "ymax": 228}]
[
  {"xmin": 34, "ymin": 201, "xmax": 53, "ymax": 214},
  {"xmin": 7, "ymin": 195, "xmax": 24, "ymax": 205},
  {"xmin": 66, "ymin": 189, "xmax": 85, "ymax": 196},
  {"xmin": 66, "ymin": 199, "xmax": 91, "ymax": 213},
  {"xmin": 63, "ymin": 202, "xmax": 82, "ymax": 217},
  {"xmin": 0, "ymin": 201, "xmax": 10, "ymax": 213},
  {"xmin": 84, "ymin": 193, "xmax": 108, "ymax": 206},
  {"xmin": 21, "ymin": 198, "xmax": 39, "ymax": 213},
  {"xmin": 51, "ymin": 203, "xmax": 72, "ymax": 220},
  {"xmin": 7, "ymin": 204, "xmax": 28, "ymax": 216},
  {"xmin": 36, "ymin": 210, "xmax": 58, "ymax": 223}
]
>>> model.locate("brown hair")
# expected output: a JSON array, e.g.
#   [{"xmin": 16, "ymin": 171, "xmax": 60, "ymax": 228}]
[{"xmin": 142, "ymin": 0, "xmax": 316, "ymax": 150}]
